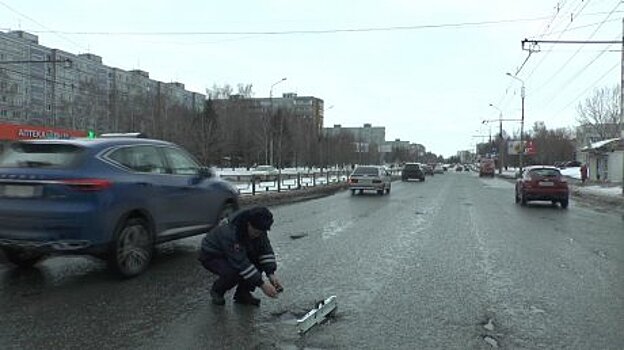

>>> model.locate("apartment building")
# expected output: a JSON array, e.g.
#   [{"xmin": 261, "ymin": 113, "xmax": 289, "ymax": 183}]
[{"xmin": 0, "ymin": 30, "xmax": 205, "ymax": 134}]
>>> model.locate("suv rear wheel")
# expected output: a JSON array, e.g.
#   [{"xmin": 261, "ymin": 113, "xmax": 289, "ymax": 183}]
[{"xmin": 109, "ymin": 217, "xmax": 154, "ymax": 278}]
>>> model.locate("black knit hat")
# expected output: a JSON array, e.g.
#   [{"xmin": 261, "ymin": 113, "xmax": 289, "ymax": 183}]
[{"xmin": 247, "ymin": 206, "xmax": 274, "ymax": 232}]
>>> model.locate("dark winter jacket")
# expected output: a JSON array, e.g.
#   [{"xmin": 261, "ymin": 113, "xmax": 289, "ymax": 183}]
[{"xmin": 199, "ymin": 209, "xmax": 277, "ymax": 287}]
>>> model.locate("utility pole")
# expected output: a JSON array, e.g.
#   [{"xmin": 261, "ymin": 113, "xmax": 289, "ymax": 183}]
[
  {"xmin": 520, "ymin": 85, "xmax": 525, "ymax": 175},
  {"xmin": 506, "ymin": 73, "xmax": 526, "ymax": 175},
  {"xmin": 521, "ymin": 35, "xmax": 624, "ymax": 192},
  {"xmin": 621, "ymin": 18, "xmax": 624, "ymax": 194},
  {"xmin": 489, "ymin": 103, "xmax": 505, "ymax": 175},
  {"xmin": 269, "ymin": 77, "xmax": 287, "ymax": 166}
]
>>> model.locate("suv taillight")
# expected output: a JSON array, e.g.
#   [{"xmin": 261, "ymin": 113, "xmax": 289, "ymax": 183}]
[{"xmin": 61, "ymin": 179, "xmax": 113, "ymax": 191}]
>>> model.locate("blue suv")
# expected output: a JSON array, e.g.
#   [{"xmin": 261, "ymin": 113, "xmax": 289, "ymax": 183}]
[{"xmin": 0, "ymin": 136, "xmax": 239, "ymax": 277}]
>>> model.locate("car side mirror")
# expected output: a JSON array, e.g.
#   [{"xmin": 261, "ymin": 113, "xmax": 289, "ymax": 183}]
[{"xmin": 198, "ymin": 166, "xmax": 214, "ymax": 178}]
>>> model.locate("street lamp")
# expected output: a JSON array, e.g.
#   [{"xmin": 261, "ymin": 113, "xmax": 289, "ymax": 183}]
[
  {"xmin": 267, "ymin": 77, "xmax": 287, "ymax": 165},
  {"xmin": 319, "ymin": 105, "xmax": 335, "ymax": 171},
  {"xmin": 506, "ymin": 72, "xmax": 526, "ymax": 175},
  {"xmin": 489, "ymin": 103, "xmax": 505, "ymax": 175},
  {"xmin": 270, "ymin": 77, "xmax": 287, "ymax": 99}
]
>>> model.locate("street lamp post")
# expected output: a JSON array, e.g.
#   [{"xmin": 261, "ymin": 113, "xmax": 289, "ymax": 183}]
[
  {"xmin": 489, "ymin": 103, "xmax": 505, "ymax": 175},
  {"xmin": 506, "ymin": 73, "xmax": 526, "ymax": 175},
  {"xmin": 268, "ymin": 77, "xmax": 287, "ymax": 165},
  {"xmin": 319, "ymin": 105, "xmax": 334, "ymax": 172}
]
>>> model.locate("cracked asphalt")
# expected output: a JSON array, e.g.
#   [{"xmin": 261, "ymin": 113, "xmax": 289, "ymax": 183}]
[{"xmin": 1, "ymin": 171, "xmax": 623, "ymax": 349}]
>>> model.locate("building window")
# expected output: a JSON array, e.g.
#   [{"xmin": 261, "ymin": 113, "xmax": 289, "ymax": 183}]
[
  {"xmin": 47, "ymin": 104, "xmax": 51, "ymax": 111},
  {"xmin": 0, "ymin": 110, "xmax": 7, "ymax": 116}
]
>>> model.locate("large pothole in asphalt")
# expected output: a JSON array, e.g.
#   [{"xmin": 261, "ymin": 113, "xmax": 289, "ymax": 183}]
[{"xmin": 483, "ymin": 335, "xmax": 499, "ymax": 348}]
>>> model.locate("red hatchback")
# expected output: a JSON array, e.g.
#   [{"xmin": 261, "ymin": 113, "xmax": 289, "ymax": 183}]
[{"xmin": 515, "ymin": 166, "xmax": 569, "ymax": 208}]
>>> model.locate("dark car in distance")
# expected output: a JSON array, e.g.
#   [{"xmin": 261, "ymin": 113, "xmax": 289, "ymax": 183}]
[
  {"xmin": 515, "ymin": 166, "xmax": 569, "ymax": 208},
  {"xmin": 0, "ymin": 136, "xmax": 239, "ymax": 277},
  {"xmin": 401, "ymin": 163, "xmax": 425, "ymax": 182}
]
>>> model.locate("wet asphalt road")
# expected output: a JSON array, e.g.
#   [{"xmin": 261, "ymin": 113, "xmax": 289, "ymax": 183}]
[{"xmin": 1, "ymin": 171, "xmax": 623, "ymax": 349}]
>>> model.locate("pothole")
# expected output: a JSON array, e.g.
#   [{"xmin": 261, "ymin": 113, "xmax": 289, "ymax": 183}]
[
  {"xmin": 415, "ymin": 211, "xmax": 425, "ymax": 215},
  {"xmin": 483, "ymin": 335, "xmax": 499, "ymax": 348},
  {"xmin": 594, "ymin": 249, "xmax": 607, "ymax": 259},
  {"xmin": 269, "ymin": 309, "xmax": 306, "ymax": 325},
  {"xmin": 290, "ymin": 233, "xmax": 309, "ymax": 240}
]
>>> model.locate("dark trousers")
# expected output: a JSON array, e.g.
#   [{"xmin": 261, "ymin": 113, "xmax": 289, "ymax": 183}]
[{"xmin": 200, "ymin": 257, "xmax": 256, "ymax": 295}]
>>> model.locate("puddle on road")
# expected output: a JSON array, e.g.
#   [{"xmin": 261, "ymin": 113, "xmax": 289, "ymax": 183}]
[{"xmin": 270, "ymin": 309, "xmax": 306, "ymax": 325}]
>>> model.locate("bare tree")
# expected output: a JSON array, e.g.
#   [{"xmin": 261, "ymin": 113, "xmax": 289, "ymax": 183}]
[
  {"xmin": 189, "ymin": 99, "xmax": 220, "ymax": 164},
  {"xmin": 206, "ymin": 84, "xmax": 233, "ymax": 100},
  {"xmin": 529, "ymin": 122, "xmax": 575, "ymax": 165},
  {"xmin": 576, "ymin": 85, "xmax": 621, "ymax": 140}
]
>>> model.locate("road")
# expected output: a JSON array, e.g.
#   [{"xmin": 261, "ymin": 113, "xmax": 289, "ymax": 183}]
[{"xmin": 1, "ymin": 171, "xmax": 623, "ymax": 349}]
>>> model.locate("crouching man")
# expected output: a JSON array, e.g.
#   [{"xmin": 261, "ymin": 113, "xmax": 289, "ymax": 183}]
[{"xmin": 199, "ymin": 206, "xmax": 283, "ymax": 306}]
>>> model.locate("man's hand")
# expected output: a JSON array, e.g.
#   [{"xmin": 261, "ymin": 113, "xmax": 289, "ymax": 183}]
[
  {"xmin": 261, "ymin": 281, "xmax": 279, "ymax": 298},
  {"xmin": 267, "ymin": 274, "xmax": 284, "ymax": 293}
]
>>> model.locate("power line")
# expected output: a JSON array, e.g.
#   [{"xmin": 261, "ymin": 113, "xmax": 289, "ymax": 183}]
[
  {"xmin": 529, "ymin": 0, "xmax": 620, "ymax": 96},
  {"xmin": 0, "ymin": 0, "xmax": 88, "ymax": 53},
  {"xmin": 521, "ymin": 0, "xmax": 593, "ymax": 80},
  {"xmin": 546, "ymin": 17, "xmax": 621, "ymax": 36},
  {"xmin": 495, "ymin": 0, "xmax": 588, "ymax": 110},
  {"xmin": 535, "ymin": 0, "xmax": 570, "ymax": 39},
  {"xmin": 552, "ymin": 61, "xmax": 619, "ymax": 119},
  {"xmin": 23, "ymin": 15, "xmax": 554, "ymax": 36},
  {"xmin": 534, "ymin": 36, "xmax": 618, "ymax": 104}
]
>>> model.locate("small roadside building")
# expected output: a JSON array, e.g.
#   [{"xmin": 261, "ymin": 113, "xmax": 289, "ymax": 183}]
[{"xmin": 579, "ymin": 137, "xmax": 624, "ymax": 183}]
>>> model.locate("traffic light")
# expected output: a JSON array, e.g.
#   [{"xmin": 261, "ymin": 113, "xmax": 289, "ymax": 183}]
[{"xmin": 87, "ymin": 130, "xmax": 96, "ymax": 139}]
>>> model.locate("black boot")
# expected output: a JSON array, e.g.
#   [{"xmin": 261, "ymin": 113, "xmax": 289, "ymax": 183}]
[
  {"xmin": 234, "ymin": 286, "xmax": 261, "ymax": 306},
  {"xmin": 210, "ymin": 284, "xmax": 226, "ymax": 306}
]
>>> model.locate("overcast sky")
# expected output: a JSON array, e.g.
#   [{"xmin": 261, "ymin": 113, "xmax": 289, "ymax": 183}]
[{"xmin": 1, "ymin": 0, "xmax": 621, "ymax": 157}]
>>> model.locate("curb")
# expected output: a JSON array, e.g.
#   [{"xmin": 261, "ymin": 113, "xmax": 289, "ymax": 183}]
[{"xmin": 239, "ymin": 182, "xmax": 349, "ymax": 208}]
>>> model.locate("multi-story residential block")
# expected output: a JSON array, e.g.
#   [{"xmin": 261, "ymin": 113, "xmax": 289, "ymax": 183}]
[
  {"xmin": 235, "ymin": 92, "xmax": 324, "ymax": 133},
  {"xmin": 0, "ymin": 30, "xmax": 205, "ymax": 135},
  {"xmin": 382, "ymin": 138, "xmax": 410, "ymax": 152},
  {"xmin": 323, "ymin": 123, "xmax": 386, "ymax": 152}
]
